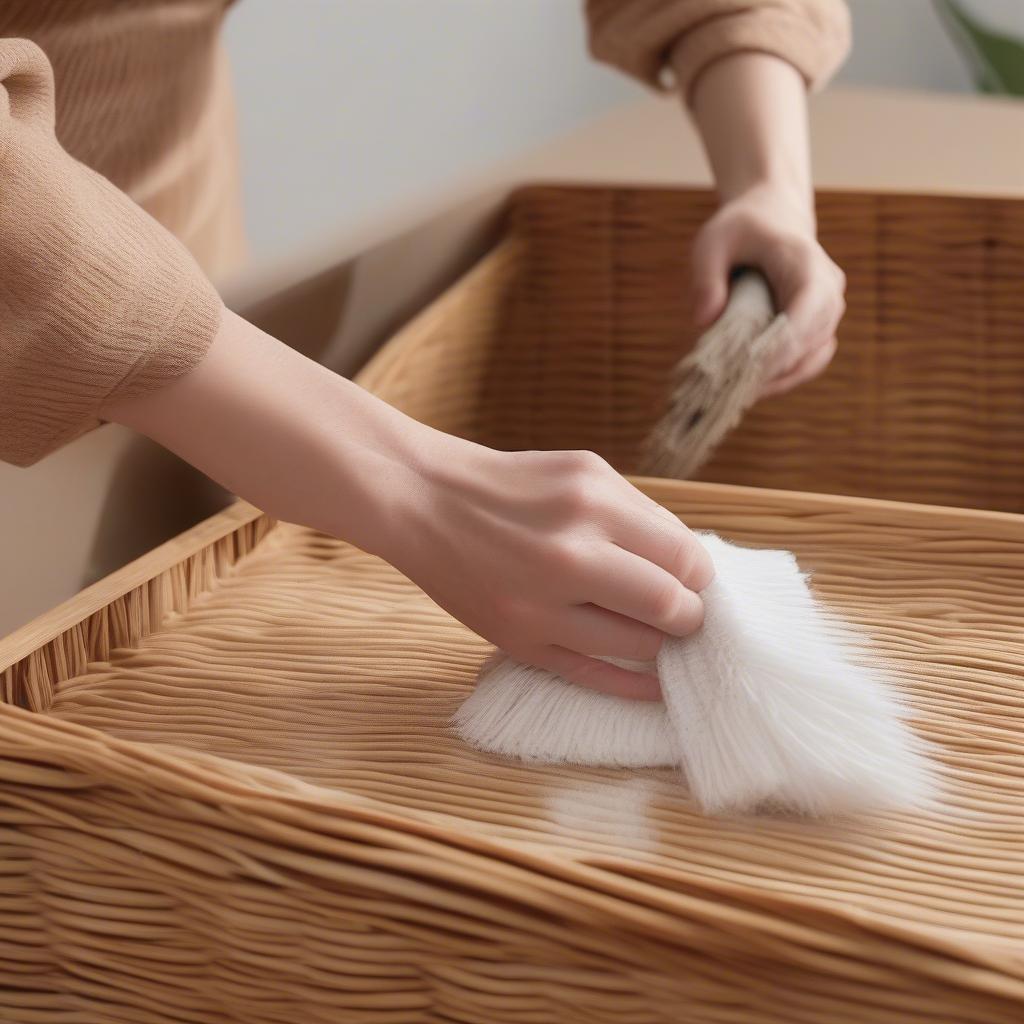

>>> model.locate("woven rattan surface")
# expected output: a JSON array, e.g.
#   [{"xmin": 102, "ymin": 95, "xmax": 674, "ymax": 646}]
[
  {"xmin": 357, "ymin": 186, "xmax": 1024, "ymax": 513},
  {"xmin": 2, "ymin": 480, "xmax": 1023, "ymax": 1023}
]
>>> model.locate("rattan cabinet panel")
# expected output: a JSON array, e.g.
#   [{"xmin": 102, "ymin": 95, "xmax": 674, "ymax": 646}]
[{"xmin": 358, "ymin": 186, "xmax": 1024, "ymax": 513}]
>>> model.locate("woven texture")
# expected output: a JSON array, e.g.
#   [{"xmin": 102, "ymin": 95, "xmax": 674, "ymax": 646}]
[
  {"xmin": 357, "ymin": 186, "xmax": 1024, "ymax": 513},
  {"xmin": 1, "ymin": 481, "xmax": 1023, "ymax": 1022}
]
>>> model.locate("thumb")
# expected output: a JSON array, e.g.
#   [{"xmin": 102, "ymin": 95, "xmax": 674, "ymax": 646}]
[{"xmin": 690, "ymin": 234, "xmax": 731, "ymax": 328}]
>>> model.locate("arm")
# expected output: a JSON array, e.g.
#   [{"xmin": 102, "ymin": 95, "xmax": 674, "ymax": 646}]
[
  {"xmin": 101, "ymin": 310, "xmax": 715, "ymax": 700},
  {"xmin": 0, "ymin": 39, "xmax": 220, "ymax": 467},
  {"xmin": 687, "ymin": 51, "xmax": 846, "ymax": 395},
  {"xmin": 0, "ymin": 37, "xmax": 711, "ymax": 701},
  {"xmin": 585, "ymin": 0, "xmax": 851, "ymax": 395}
]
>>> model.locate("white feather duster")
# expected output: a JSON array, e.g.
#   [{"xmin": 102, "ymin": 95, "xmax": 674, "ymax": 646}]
[
  {"xmin": 454, "ymin": 534, "xmax": 935, "ymax": 817},
  {"xmin": 454, "ymin": 651, "xmax": 674, "ymax": 768}
]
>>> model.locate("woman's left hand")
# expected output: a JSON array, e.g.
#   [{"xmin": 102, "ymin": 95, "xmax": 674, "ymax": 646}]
[{"xmin": 689, "ymin": 183, "xmax": 846, "ymax": 399}]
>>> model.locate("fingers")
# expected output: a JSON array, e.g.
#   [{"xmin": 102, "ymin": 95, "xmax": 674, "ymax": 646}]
[
  {"xmin": 761, "ymin": 334, "xmax": 837, "ymax": 399},
  {"xmin": 621, "ymin": 493, "xmax": 715, "ymax": 592},
  {"xmin": 457, "ymin": 448, "xmax": 717, "ymax": 701},
  {"xmin": 783, "ymin": 274, "xmax": 844, "ymax": 351},
  {"xmin": 558, "ymin": 604, "xmax": 665, "ymax": 662},
  {"xmin": 688, "ymin": 194, "xmax": 846, "ymax": 397},
  {"xmin": 571, "ymin": 543, "xmax": 706, "ymax": 637},
  {"xmin": 690, "ymin": 225, "xmax": 732, "ymax": 327},
  {"xmin": 546, "ymin": 450, "xmax": 714, "ymax": 592},
  {"xmin": 536, "ymin": 645, "xmax": 663, "ymax": 701},
  {"xmin": 556, "ymin": 466, "xmax": 714, "ymax": 632},
  {"xmin": 592, "ymin": 469, "xmax": 713, "ymax": 584},
  {"xmin": 763, "ymin": 261, "xmax": 845, "ymax": 386}
]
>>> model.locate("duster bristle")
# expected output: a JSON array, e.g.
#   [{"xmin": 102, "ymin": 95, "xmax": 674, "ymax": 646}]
[
  {"xmin": 454, "ymin": 653, "xmax": 674, "ymax": 768},
  {"xmin": 454, "ymin": 535, "xmax": 936, "ymax": 818},
  {"xmin": 640, "ymin": 271, "xmax": 791, "ymax": 479},
  {"xmin": 658, "ymin": 534, "xmax": 935, "ymax": 816}
]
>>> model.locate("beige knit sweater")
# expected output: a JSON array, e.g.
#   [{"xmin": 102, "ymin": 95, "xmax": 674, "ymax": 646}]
[{"xmin": 0, "ymin": 0, "xmax": 849, "ymax": 468}]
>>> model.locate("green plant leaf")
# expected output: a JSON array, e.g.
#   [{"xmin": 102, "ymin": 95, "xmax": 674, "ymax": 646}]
[{"xmin": 935, "ymin": 0, "xmax": 1024, "ymax": 94}]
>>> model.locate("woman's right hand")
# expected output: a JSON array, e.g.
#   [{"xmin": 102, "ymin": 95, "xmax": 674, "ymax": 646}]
[
  {"xmin": 103, "ymin": 309, "xmax": 713, "ymax": 701},
  {"xmin": 377, "ymin": 436, "xmax": 714, "ymax": 700}
]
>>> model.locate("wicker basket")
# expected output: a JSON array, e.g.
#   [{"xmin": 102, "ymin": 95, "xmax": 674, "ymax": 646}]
[
  {"xmin": 357, "ymin": 185, "xmax": 1024, "ymax": 513},
  {"xmin": 2, "ymin": 479, "xmax": 1023, "ymax": 1023}
]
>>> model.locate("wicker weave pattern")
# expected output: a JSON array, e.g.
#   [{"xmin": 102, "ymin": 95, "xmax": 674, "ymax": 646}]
[
  {"xmin": 4, "ymin": 185, "xmax": 1024, "ymax": 1022},
  {"xmin": 1, "ymin": 481, "xmax": 1023, "ymax": 1022},
  {"xmin": 357, "ymin": 186, "xmax": 1024, "ymax": 513}
]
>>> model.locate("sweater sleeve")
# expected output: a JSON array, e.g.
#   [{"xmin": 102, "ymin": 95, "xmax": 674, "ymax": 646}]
[
  {"xmin": 585, "ymin": 0, "xmax": 851, "ymax": 99},
  {"xmin": 0, "ymin": 39, "xmax": 222, "ymax": 468}
]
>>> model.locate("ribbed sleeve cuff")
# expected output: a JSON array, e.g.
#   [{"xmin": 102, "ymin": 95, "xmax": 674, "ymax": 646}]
[
  {"xmin": 669, "ymin": 2, "xmax": 852, "ymax": 101},
  {"xmin": 0, "ymin": 37, "xmax": 226, "ymax": 467},
  {"xmin": 586, "ymin": 1, "xmax": 851, "ymax": 98}
]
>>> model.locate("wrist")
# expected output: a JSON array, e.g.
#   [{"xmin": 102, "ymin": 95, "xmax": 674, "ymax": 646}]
[
  {"xmin": 316, "ymin": 388, "xmax": 426, "ymax": 553},
  {"xmin": 726, "ymin": 179, "xmax": 817, "ymax": 234},
  {"xmin": 325, "ymin": 394, "xmax": 481, "ymax": 569}
]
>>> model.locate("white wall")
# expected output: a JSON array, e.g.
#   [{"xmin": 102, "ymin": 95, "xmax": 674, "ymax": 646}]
[
  {"xmin": 837, "ymin": 0, "xmax": 1023, "ymax": 93},
  {"xmin": 225, "ymin": 0, "xmax": 1023, "ymax": 267},
  {"xmin": 223, "ymin": 0, "xmax": 638, "ymax": 264}
]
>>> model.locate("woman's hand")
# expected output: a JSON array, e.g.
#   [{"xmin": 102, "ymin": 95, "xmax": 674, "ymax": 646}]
[
  {"xmin": 103, "ymin": 310, "xmax": 713, "ymax": 702},
  {"xmin": 685, "ymin": 51, "xmax": 847, "ymax": 397},
  {"xmin": 690, "ymin": 182, "xmax": 846, "ymax": 397},
  {"xmin": 379, "ymin": 440, "xmax": 715, "ymax": 701}
]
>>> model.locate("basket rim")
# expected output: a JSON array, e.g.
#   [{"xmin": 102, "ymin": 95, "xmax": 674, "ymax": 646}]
[
  {"xmin": 2, "ymin": 476, "xmax": 1023, "ymax": 994},
  {"xmin": 0, "ymin": 500, "xmax": 263, "ymax": 675},
  {"xmin": 4, "ymin": 478, "xmax": 1021, "ymax": 677}
]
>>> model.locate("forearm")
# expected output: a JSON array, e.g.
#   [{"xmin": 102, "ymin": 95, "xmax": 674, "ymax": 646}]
[
  {"xmin": 686, "ymin": 52, "xmax": 813, "ymax": 222},
  {"xmin": 679, "ymin": 51, "xmax": 844, "ymax": 395},
  {"xmin": 100, "ymin": 309, "xmax": 715, "ymax": 701},
  {"xmin": 100, "ymin": 309, "xmax": 435, "ymax": 561}
]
